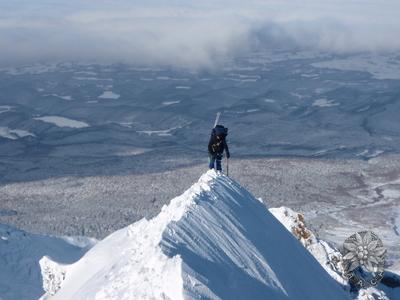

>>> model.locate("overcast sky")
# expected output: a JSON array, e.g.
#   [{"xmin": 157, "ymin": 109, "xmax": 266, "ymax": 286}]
[{"xmin": 1, "ymin": 0, "xmax": 400, "ymax": 68}]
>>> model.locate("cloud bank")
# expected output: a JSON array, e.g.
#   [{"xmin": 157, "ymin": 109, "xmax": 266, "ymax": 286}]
[{"xmin": 1, "ymin": 0, "xmax": 400, "ymax": 68}]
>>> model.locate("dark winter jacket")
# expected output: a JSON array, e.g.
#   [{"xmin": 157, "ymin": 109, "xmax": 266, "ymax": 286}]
[{"xmin": 208, "ymin": 135, "xmax": 230, "ymax": 158}]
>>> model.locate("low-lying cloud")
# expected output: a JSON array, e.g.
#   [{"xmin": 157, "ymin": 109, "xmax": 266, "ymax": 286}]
[{"xmin": 1, "ymin": 0, "xmax": 400, "ymax": 68}]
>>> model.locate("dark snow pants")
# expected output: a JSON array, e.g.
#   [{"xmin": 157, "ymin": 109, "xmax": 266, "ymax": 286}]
[{"xmin": 209, "ymin": 154, "xmax": 222, "ymax": 171}]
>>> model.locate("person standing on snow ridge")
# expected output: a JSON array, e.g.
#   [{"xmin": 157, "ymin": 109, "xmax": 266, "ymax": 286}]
[{"xmin": 208, "ymin": 125, "xmax": 230, "ymax": 171}]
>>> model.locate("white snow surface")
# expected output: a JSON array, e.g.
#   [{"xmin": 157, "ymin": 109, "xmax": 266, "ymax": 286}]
[
  {"xmin": 162, "ymin": 100, "xmax": 181, "ymax": 106},
  {"xmin": 269, "ymin": 207, "xmax": 347, "ymax": 286},
  {"xmin": 0, "ymin": 127, "xmax": 35, "ymax": 140},
  {"xmin": 46, "ymin": 94, "xmax": 73, "ymax": 101},
  {"xmin": 0, "ymin": 224, "xmax": 95, "ymax": 300},
  {"xmin": 0, "ymin": 105, "xmax": 13, "ymax": 114},
  {"xmin": 137, "ymin": 123, "xmax": 189, "ymax": 137},
  {"xmin": 270, "ymin": 207, "xmax": 400, "ymax": 300},
  {"xmin": 34, "ymin": 116, "xmax": 89, "ymax": 128},
  {"xmin": 98, "ymin": 91, "xmax": 120, "ymax": 99},
  {"xmin": 45, "ymin": 170, "xmax": 349, "ymax": 300},
  {"xmin": 312, "ymin": 98, "xmax": 339, "ymax": 108}
]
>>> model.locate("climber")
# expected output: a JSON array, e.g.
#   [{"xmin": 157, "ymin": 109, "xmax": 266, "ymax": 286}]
[{"xmin": 208, "ymin": 125, "xmax": 230, "ymax": 172}]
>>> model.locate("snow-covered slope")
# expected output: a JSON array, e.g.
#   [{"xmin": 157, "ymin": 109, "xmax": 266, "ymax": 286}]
[
  {"xmin": 269, "ymin": 207, "xmax": 347, "ymax": 285},
  {"xmin": 44, "ymin": 170, "xmax": 349, "ymax": 300},
  {"xmin": 270, "ymin": 207, "xmax": 400, "ymax": 300},
  {"xmin": 0, "ymin": 224, "xmax": 95, "ymax": 300}
]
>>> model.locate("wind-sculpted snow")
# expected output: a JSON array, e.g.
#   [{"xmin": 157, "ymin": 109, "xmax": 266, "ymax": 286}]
[
  {"xmin": 0, "ymin": 224, "xmax": 95, "ymax": 300},
  {"xmin": 45, "ymin": 171, "xmax": 349, "ymax": 300},
  {"xmin": 270, "ymin": 207, "xmax": 400, "ymax": 300},
  {"xmin": 269, "ymin": 207, "xmax": 347, "ymax": 285}
]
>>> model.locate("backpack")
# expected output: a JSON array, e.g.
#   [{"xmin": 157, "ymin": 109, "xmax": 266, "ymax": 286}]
[{"xmin": 211, "ymin": 125, "xmax": 228, "ymax": 138}]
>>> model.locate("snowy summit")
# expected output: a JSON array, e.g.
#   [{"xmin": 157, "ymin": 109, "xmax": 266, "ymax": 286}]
[{"xmin": 42, "ymin": 171, "xmax": 349, "ymax": 300}]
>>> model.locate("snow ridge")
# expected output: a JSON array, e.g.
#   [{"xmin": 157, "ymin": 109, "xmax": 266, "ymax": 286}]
[
  {"xmin": 269, "ymin": 207, "xmax": 347, "ymax": 285},
  {"xmin": 270, "ymin": 207, "xmax": 400, "ymax": 300},
  {"xmin": 0, "ymin": 224, "xmax": 93, "ymax": 300},
  {"xmin": 45, "ymin": 170, "xmax": 349, "ymax": 300}
]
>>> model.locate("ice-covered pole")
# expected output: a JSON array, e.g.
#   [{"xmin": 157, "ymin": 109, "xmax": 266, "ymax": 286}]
[{"xmin": 226, "ymin": 156, "xmax": 229, "ymax": 176}]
